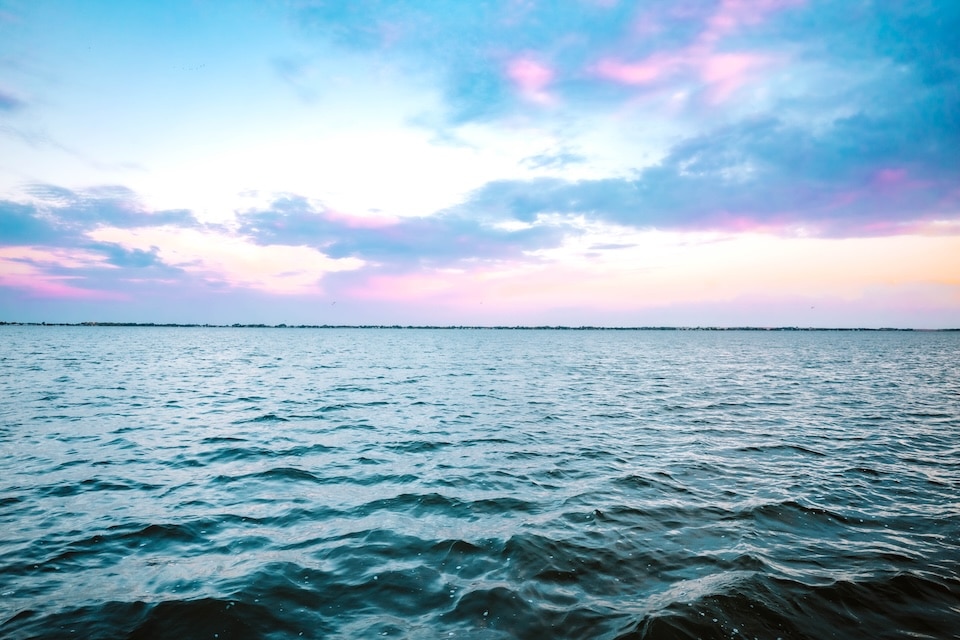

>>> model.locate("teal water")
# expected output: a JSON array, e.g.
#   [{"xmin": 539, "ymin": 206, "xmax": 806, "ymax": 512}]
[{"xmin": 1, "ymin": 327, "xmax": 958, "ymax": 639}]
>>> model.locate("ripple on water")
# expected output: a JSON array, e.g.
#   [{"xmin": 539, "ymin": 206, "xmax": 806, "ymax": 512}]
[{"xmin": 1, "ymin": 327, "xmax": 958, "ymax": 639}]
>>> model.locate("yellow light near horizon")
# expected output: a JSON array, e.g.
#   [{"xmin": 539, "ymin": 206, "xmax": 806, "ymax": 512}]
[{"xmin": 355, "ymin": 229, "xmax": 960, "ymax": 313}]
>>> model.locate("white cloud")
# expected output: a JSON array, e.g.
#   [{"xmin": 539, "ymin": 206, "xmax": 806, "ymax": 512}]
[{"xmin": 87, "ymin": 226, "xmax": 364, "ymax": 295}]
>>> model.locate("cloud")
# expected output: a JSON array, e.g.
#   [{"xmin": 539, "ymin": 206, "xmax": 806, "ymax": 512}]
[
  {"xmin": 280, "ymin": 0, "xmax": 960, "ymax": 190},
  {"xmin": 0, "ymin": 246, "xmax": 130, "ymax": 301},
  {"xmin": 287, "ymin": 0, "xmax": 810, "ymax": 122},
  {"xmin": 236, "ymin": 195, "xmax": 569, "ymax": 267},
  {"xmin": 282, "ymin": 1, "xmax": 960, "ymax": 232},
  {"xmin": 521, "ymin": 149, "xmax": 586, "ymax": 170},
  {"xmin": 506, "ymin": 55, "xmax": 555, "ymax": 105},
  {"xmin": 0, "ymin": 190, "xmax": 369, "ymax": 302},
  {"xmin": 457, "ymin": 109, "xmax": 960, "ymax": 237},
  {"xmin": 0, "ymin": 200, "xmax": 61, "ymax": 246},
  {"xmin": 89, "ymin": 225, "xmax": 363, "ymax": 295},
  {"xmin": 0, "ymin": 187, "xmax": 201, "ymax": 299},
  {"xmin": 591, "ymin": 0, "xmax": 794, "ymax": 106},
  {"xmin": 3, "ymin": 182, "xmax": 957, "ymax": 325},
  {"xmin": 23, "ymin": 184, "xmax": 198, "ymax": 230},
  {"xmin": 290, "ymin": 0, "xmax": 641, "ymax": 121},
  {"xmin": 3, "ymin": 186, "xmax": 568, "ymax": 303},
  {"xmin": 88, "ymin": 242, "xmax": 164, "ymax": 268},
  {"xmin": 1, "ymin": 187, "xmax": 202, "ymax": 270}
]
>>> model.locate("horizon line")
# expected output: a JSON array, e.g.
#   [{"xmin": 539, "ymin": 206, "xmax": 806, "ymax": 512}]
[{"xmin": 2, "ymin": 321, "xmax": 958, "ymax": 332}]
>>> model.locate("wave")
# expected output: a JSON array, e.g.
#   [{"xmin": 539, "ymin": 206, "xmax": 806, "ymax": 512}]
[
  {"xmin": 4, "ymin": 328, "xmax": 959, "ymax": 639},
  {"xmin": 616, "ymin": 571, "xmax": 960, "ymax": 640},
  {"xmin": 6, "ymin": 567, "xmax": 954, "ymax": 639}
]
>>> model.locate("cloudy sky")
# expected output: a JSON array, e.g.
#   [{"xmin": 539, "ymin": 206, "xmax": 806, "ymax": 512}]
[{"xmin": 1, "ymin": 0, "xmax": 958, "ymax": 326}]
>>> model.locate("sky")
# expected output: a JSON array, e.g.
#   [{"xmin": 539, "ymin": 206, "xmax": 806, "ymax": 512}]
[{"xmin": 1, "ymin": 0, "xmax": 958, "ymax": 327}]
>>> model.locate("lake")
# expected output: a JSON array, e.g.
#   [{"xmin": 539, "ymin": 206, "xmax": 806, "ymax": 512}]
[{"xmin": 1, "ymin": 327, "xmax": 958, "ymax": 639}]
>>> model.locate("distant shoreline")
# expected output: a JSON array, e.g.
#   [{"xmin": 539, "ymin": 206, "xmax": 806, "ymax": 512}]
[{"xmin": 2, "ymin": 321, "xmax": 957, "ymax": 331}]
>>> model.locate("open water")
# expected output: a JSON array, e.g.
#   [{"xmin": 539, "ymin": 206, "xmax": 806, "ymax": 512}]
[{"xmin": 1, "ymin": 327, "xmax": 958, "ymax": 639}]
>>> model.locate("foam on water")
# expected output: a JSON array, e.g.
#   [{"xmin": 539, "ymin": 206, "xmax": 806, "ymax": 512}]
[{"xmin": 1, "ymin": 327, "xmax": 958, "ymax": 639}]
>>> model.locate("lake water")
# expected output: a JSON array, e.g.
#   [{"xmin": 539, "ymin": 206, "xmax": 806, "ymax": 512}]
[{"xmin": 1, "ymin": 327, "xmax": 958, "ymax": 639}]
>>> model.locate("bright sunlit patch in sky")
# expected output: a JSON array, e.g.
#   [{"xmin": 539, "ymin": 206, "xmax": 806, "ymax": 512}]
[{"xmin": 1, "ymin": 0, "xmax": 958, "ymax": 326}]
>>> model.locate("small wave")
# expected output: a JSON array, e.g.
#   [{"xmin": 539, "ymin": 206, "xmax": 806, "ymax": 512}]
[
  {"xmin": 199, "ymin": 435, "xmax": 248, "ymax": 444},
  {"xmin": 843, "ymin": 465, "xmax": 882, "ymax": 476},
  {"xmin": 223, "ymin": 466, "xmax": 323, "ymax": 484},
  {"xmin": 199, "ymin": 446, "xmax": 281, "ymax": 464},
  {"xmin": 614, "ymin": 472, "xmax": 693, "ymax": 495},
  {"xmin": 231, "ymin": 413, "xmax": 289, "ymax": 424},
  {"xmin": 349, "ymin": 492, "xmax": 539, "ymax": 520},
  {"xmin": 385, "ymin": 440, "xmax": 452, "ymax": 453},
  {"xmin": 736, "ymin": 443, "xmax": 827, "ymax": 456},
  {"xmin": 275, "ymin": 443, "xmax": 338, "ymax": 456},
  {"xmin": 5, "ymin": 521, "xmax": 218, "ymax": 576},
  {"xmin": 36, "ymin": 477, "xmax": 162, "ymax": 498},
  {"xmin": 738, "ymin": 499, "xmax": 854, "ymax": 527},
  {"xmin": 616, "ymin": 571, "xmax": 960, "ymax": 640}
]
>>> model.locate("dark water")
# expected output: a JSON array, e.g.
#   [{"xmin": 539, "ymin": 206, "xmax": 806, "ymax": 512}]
[{"xmin": 1, "ymin": 327, "xmax": 959, "ymax": 640}]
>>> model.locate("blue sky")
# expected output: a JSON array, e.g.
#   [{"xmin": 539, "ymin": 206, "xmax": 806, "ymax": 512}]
[{"xmin": 1, "ymin": 0, "xmax": 958, "ymax": 326}]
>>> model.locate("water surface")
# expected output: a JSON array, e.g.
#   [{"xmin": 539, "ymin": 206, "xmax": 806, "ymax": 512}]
[{"xmin": 1, "ymin": 328, "xmax": 958, "ymax": 639}]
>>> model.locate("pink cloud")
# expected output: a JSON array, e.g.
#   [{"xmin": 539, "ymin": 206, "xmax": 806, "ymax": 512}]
[
  {"xmin": 506, "ymin": 56, "xmax": 556, "ymax": 105},
  {"xmin": 5, "ymin": 277, "xmax": 129, "ymax": 300},
  {"xmin": 703, "ymin": 210, "xmax": 796, "ymax": 234},
  {"xmin": 855, "ymin": 219, "xmax": 932, "ymax": 237},
  {"xmin": 698, "ymin": 52, "xmax": 771, "ymax": 102},
  {"xmin": 591, "ymin": 0, "xmax": 799, "ymax": 103},
  {"xmin": 0, "ymin": 248, "xmax": 129, "ymax": 300},
  {"xmin": 324, "ymin": 209, "xmax": 400, "ymax": 229},
  {"xmin": 349, "ymin": 271, "xmax": 459, "ymax": 301},
  {"xmin": 699, "ymin": 0, "xmax": 805, "ymax": 45},
  {"xmin": 818, "ymin": 168, "xmax": 945, "ymax": 215},
  {"xmin": 0, "ymin": 268, "xmax": 129, "ymax": 301},
  {"xmin": 594, "ymin": 55, "xmax": 675, "ymax": 84},
  {"xmin": 630, "ymin": 12, "xmax": 665, "ymax": 37},
  {"xmin": 868, "ymin": 167, "xmax": 937, "ymax": 194},
  {"xmin": 593, "ymin": 50, "xmax": 771, "ymax": 103},
  {"xmin": 872, "ymin": 168, "xmax": 908, "ymax": 186}
]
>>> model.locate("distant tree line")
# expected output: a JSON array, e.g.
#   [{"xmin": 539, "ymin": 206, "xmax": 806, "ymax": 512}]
[{"xmin": 2, "ymin": 321, "xmax": 954, "ymax": 331}]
